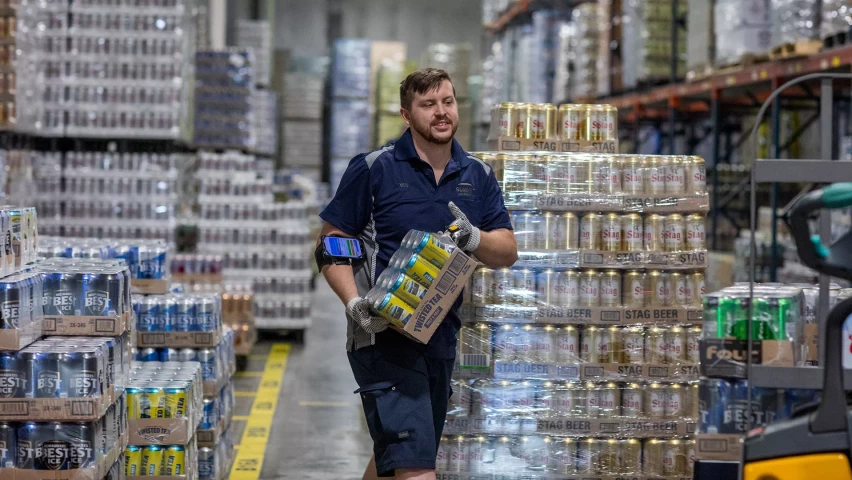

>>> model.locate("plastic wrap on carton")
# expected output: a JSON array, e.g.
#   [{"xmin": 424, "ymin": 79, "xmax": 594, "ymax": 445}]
[
  {"xmin": 330, "ymin": 99, "xmax": 371, "ymax": 158},
  {"xmin": 687, "ymin": 0, "xmax": 715, "ymax": 69},
  {"xmin": 331, "ymin": 39, "xmax": 372, "ymax": 99},
  {"xmin": 822, "ymin": 0, "xmax": 852, "ymax": 39},
  {"xmin": 571, "ymin": 3, "xmax": 602, "ymax": 99},
  {"xmin": 771, "ymin": 0, "xmax": 821, "ymax": 48},
  {"xmin": 714, "ymin": 0, "xmax": 772, "ymax": 66},
  {"xmin": 622, "ymin": 0, "xmax": 688, "ymax": 89}
]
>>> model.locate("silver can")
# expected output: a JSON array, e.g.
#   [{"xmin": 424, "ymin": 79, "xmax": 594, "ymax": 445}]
[
  {"xmin": 555, "ymin": 326, "xmax": 580, "ymax": 364},
  {"xmin": 512, "ymin": 269, "xmax": 537, "ymax": 306},
  {"xmin": 621, "ymin": 383, "xmax": 644, "ymax": 418},
  {"xmin": 531, "ymin": 326, "xmax": 557, "ymax": 363},
  {"xmin": 558, "ymin": 270, "xmax": 580, "ymax": 306}
]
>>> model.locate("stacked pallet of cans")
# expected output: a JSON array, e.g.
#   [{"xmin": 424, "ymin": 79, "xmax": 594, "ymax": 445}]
[
  {"xmin": 194, "ymin": 150, "xmax": 314, "ymax": 331},
  {"xmin": 695, "ymin": 285, "xmax": 821, "ymax": 463},
  {"xmin": 438, "ymin": 142, "xmax": 706, "ymax": 477},
  {"xmin": 125, "ymin": 361, "xmax": 204, "ymax": 479}
]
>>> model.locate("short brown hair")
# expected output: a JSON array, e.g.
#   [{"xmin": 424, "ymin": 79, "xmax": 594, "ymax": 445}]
[{"xmin": 400, "ymin": 68, "xmax": 456, "ymax": 110}]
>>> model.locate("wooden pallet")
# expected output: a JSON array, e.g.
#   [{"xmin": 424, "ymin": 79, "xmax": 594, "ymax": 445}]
[
  {"xmin": 686, "ymin": 64, "xmax": 714, "ymax": 83},
  {"xmin": 824, "ymin": 29, "xmax": 851, "ymax": 50},
  {"xmin": 770, "ymin": 39, "xmax": 823, "ymax": 59}
]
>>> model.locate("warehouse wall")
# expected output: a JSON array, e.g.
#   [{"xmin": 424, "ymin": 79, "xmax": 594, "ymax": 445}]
[{"xmin": 226, "ymin": 0, "xmax": 482, "ymax": 64}]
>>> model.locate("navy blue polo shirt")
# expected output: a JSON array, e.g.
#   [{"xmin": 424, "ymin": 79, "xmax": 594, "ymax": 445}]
[{"xmin": 320, "ymin": 129, "xmax": 513, "ymax": 358}]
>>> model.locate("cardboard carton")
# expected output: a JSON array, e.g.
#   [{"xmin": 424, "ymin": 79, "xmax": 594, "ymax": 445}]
[
  {"xmin": 137, "ymin": 329, "xmax": 222, "ymax": 349},
  {"xmin": 132, "ymin": 278, "xmax": 170, "ymax": 295},
  {"xmin": 695, "ymin": 433, "xmax": 743, "ymax": 461},
  {"xmin": 699, "ymin": 338, "xmax": 795, "ymax": 378},
  {"xmin": 488, "ymin": 136, "xmax": 619, "ymax": 154},
  {"xmin": 0, "ymin": 320, "xmax": 41, "ymax": 350},
  {"xmin": 43, "ymin": 312, "xmax": 131, "ymax": 336},
  {"xmin": 0, "ymin": 389, "xmax": 114, "ymax": 421}
]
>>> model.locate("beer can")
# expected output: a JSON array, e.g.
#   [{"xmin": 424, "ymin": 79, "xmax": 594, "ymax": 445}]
[
  {"xmin": 622, "ymin": 214, "xmax": 644, "ymax": 252},
  {"xmin": 686, "ymin": 213, "xmax": 706, "ymax": 250},
  {"xmin": 683, "ymin": 438, "xmax": 696, "ymax": 476},
  {"xmin": 141, "ymin": 445, "xmax": 164, "ymax": 476},
  {"xmin": 576, "ymin": 438, "xmax": 600, "ymax": 474},
  {"xmin": 624, "ymin": 270, "xmax": 648, "ymax": 307},
  {"xmin": 551, "ymin": 437, "xmax": 577, "ymax": 474},
  {"xmin": 387, "ymin": 272, "xmax": 428, "ymax": 309},
  {"xmin": 61, "ymin": 350, "xmax": 100, "ymax": 398},
  {"xmin": 595, "ymin": 156, "xmax": 622, "ymax": 194},
  {"xmin": 664, "ymin": 214, "xmax": 686, "ymax": 252},
  {"xmin": 686, "ymin": 326, "xmax": 702, "ymax": 363},
  {"xmin": 580, "ymin": 213, "xmax": 602, "ymax": 250},
  {"xmin": 496, "ymin": 103, "xmax": 517, "ymax": 137},
  {"xmin": 684, "ymin": 382, "xmax": 699, "ymax": 419},
  {"xmin": 579, "ymin": 270, "xmax": 600, "ymax": 306},
  {"xmin": 599, "ymin": 438, "xmax": 620, "ymax": 474},
  {"xmin": 164, "ymin": 445, "xmax": 185, "ymax": 475},
  {"xmin": 621, "ymin": 383, "xmax": 644, "ymax": 418},
  {"xmin": 645, "ymin": 156, "xmax": 668, "ymax": 195},
  {"xmin": 126, "ymin": 445, "xmax": 143, "ymax": 476},
  {"xmin": 622, "ymin": 156, "xmax": 645, "ymax": 194},
  {"xmin": 559, "ymin": 270, "xmax": 580, "ymax": 306},
  {"xmin": 526, "ymin": 156, "xmax": 548, "ymax": 195},
  {"xmin": 663, "ymin": 439, "xmax": 685, "ymax": 475},
  {"xmin": 536, "ymin": 269, "xmax": 559, "ymax": 305},
  {"xmin": 553, "ymin": 382, "xmax": 578, "ymax": 415},
  {"xmin": 467, "ymin": 435, "xmax": 487, "ymax": 473},
  {"xmin": 665, "ymin": 157, "xmax": 687, "ymax": 195},
  {"xmin": 470, "ymin": 267, "xmax": 491, "ymax": 304},
  {"xmin": 623, "ymin": 326, "xmax": 645, "ymax": 364},
  {"xmin": 178, "ymin": 348, "xmax": 198, "ymax": 362},
  {"xmin": 597, "ymin": 327, "xmax": 615, "ymax": 363},
  {"xmin": 512, "ymin": 269, "xmax": 537, "ymax": 306},
  {"xmin": 173, "ymin": 297, "xmax": 194, "ymax": 332},
  {"xmin": 518, "ymin": 103, "xmax": 538, "ymax": 139},
  {"xmin": 585, "ymin": 382, "xmax": 601, "ymax": 418},
  {"xmin": 581, "ymin": 326, "xmax": 600, "ymax": 363},
  {"xmin": 494, "ymin": 324, "xmax": 519, "ymax": 362},
  {"xmin": 546, "ymin": 212, "xmax": 579, "ymax": 249},
  {"xmin": 665, "ymin": 326, "xmax": 686, "ymax": 364},
  {"xmin": 649, "ymin": 271, "xmax": 673, "ymax": 307},
  {"xmin": 643, "ymin": 438, "xmax": 665, "ymax": 476},
  {"xmin": 644, "ymin": 213, "xmax": 665, "ymax": 251},
  {"xmin": 198, "ymin": 447, "xmax": 215, "ymax": 479},
  {"xmin": 492, "ymin": 268, "xmax": 512, "ymax": 304},
  {"xmin": 159, "ymin": 348, "xmax": 179, "ymax": 362},
  {"xmin": 195, "ymin": 296, "xmax": 218, "ymax": 332},
  {"xmin": 646, "ymin": 326, "xmax": 667, "ymax": 364},
  {"xmin": 687, "ymin": 156, "xmax": 707, "ymax": 194},
  {"xmin": 400, "ymin": 253, "xmax": 441, "ymax": 288},
  {"xmin": 534, "ymin": 103, "xmax": 557, "ymax": 139},
  {"xmin": 621, "ymin": 438, "xmax": 642, "ymax": 474},
  {"xmin": 672, "ymin": 272, "xmax": 693, "ymax": 306},
  {"xmin": 165, "ymin": 386, "xmax": 187, "ymax": 419},
  {"xmin": 436, "ymin": 436, "xmax": 450, "ymax": 471},
  {"xmin": 665, "ymin": 384, "xmax": 684, "ymax": 418},
  {"xmin": 566, "ymin": 155, "xmax": 586, "ymax": 193},
  {"xmin": 556, "ymin": 326, "xmax": 580, "ymax": 363},
  {"xmin": 158, "ymin": 296, "xmax": 175, "ymax": 332},
  {"xmin": 559, "ymin": 104, "xmax": 582, "ymax": 140},
  {"xmin": 0, "ymin": 422, "xmax": 13, "ymax": 468},
  {"xmin": 546, "ymin": 154, "xmax": 568, "ymax": 193},
  {"xmin": 601, "ymin": 213, "xmax": 622, "ymax": 251},
  {"xmin": 692, "ymin": 271, "xmax": 706, "ymax": 304},
  {"xmin": 532, "ymin": 326, "xmax": 557, "ymax": 363},
  {"xmin": 645, "ymin": 383, "xmax": 667, "ymax": 419},
  {"xmin": 136, "ymin": 297, "xmax": 160, "ymax": 332},
  {"xmin": 405, "ymin": 231, "xmax": 453, "ymax": 270},
  {"xmin": 599, "ymin": 382, "xmax": 620, "ymax": 417},
  {"xmin": 698, "ymin": 378, "xmax": 729, "ymax": 434},
  {"xmin": 459, "ymin": 324, "xmax": 492, "ymax": 358},
  {"xmin": 584, "ymin": 105, "xmax": 606, "ymax": 141},
  {"xmin": 371, "ymin": 292, "xmax": 415, "ymax": 327},
  {"xmin": 600, "ymin": 270, "xmax": 621, "ymax": 307}
]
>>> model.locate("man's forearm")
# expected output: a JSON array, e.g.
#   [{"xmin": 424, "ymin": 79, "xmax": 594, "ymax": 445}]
[
  {"xmin": 473, "ymin": 228, "xmax": 518, "ymax": 268},
  {"xmin": 322, "ymin": 263, "xmax": 360, "ymax": 305}
]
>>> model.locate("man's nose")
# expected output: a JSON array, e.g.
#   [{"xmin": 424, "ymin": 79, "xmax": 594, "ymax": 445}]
[{"xmin": 435, "ymin": 102, "xmax": 446, "ymax": 116}]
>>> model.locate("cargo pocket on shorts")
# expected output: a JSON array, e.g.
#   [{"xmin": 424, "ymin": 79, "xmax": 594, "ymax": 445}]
[{"xmin": 354, "ymin": 381, "xmax": 416, "ymax": 445}]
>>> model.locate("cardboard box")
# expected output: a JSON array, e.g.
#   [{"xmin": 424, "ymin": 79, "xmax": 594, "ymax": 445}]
[
  {"xmin": 535, "ymin": 417, "xmax": 622, "ymax": 436},
  {"xmin": 132, "ymin": 278, "xmax": 170, "ymax": 295},
  {"xmin": 0, "ymin": 320, "xmax": 41, "ymax": 350},
  {"xmin": 537, "ymin": 306, "xmax": 624, "ymax": 325},
  {"xmin": 392, "ymin": 249, "xmax": 477, "ymax": 344},
  {"xmin": 171, "ymin": 273, "xmax": 223, "ymax": 285},
  {"xmin": 488, "ymin": 136, "xmax": 619, "ymax": 154},
  {"xmin": 231, "ymin": 323, "xmax": 257, "ymax": 356},
  {"xmin": 0, "ymin": 431, "xmax": 124, "ymax": 479},
  {"xmin": 461, "ymin": 304, "xmax": 701, "ymax": 327},
  {"xmin": 461, "ymin": 304, "xmax": 537, "ymax": 324},
  {"xmin": 43, "ymin": 312, "xmax": 130, "ymax": 336},
  {"xmin": 579, "ymin": 249, "xmax": 708, "ymax": 270},
  {"xmin": 645, "ymin": 250, "xmax": 709, "ymax": 269},
  {"xmin": 514, "ymin": 249, "xmax": 580, "ymax": 269},
  {"xmin": 805, "ymin": 323, "xmax": 818, "ymax": 363},
  {"xmin": 129, "ymin": 416, "xmax": 194, "ymax": 446},
  {"xmin": 444, "ymin": 414, "xmax": 696, "ymax": 439},
  {"xmin": 492, "ymin": 361, "xmax": 581, "ymax": 381},
  {"xmin": 644, "ymin": 363, "xmax": 701, "ymax": 382},
  {"xmin": 517, "ymin": 193, "xmax": 624, "ymax": 212},
  {"xmin": 137, "ymin": 329, "xmax": 222, "ymax": 348},
  {"xmin": 699, "ymin": 338, "xmax": 794, "ymax": 378},
  {"xmin": 620, "ymin": 419, "xmax": 697, "ymax": 438},
  {"xmin": 695, "ymin": 433, "xmax": 743, "ymax": 461},
  {"xmin": 621, "ymin": 306, "xmax": 703, "ymax": 325},
  {"xmin": 0, "ymin": 390, "xmax": 113, "ymax": 421},
  {"xmin": 623, "ymin": 194, "xmax": 710, "ymax": 213}
]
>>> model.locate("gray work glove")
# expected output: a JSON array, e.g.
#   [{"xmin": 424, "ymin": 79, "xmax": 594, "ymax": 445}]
[
  {"xmin": 346, "ymin": 297, "xmax": 389, "ymax": 334},
  {"xmin": 446, "ymin": 201, "xmax": 481, "ymax": 253}
]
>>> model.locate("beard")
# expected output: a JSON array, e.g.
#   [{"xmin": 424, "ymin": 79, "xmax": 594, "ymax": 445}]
[{"xmin": 411, "ymin": 117, "xmax": 458, "ymax": 145}]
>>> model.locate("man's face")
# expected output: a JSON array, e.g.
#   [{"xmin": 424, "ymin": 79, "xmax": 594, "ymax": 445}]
[{"xmin": 402, "ymin": 80, "xmax": 459, "ymax": 145}]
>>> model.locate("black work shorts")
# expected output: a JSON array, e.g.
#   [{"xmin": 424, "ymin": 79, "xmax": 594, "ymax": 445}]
[{"xmin": 347, "ymin": 344, "xmax": 455, "ymax": 477}]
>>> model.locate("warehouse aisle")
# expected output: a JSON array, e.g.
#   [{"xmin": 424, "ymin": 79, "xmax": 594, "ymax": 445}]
[{"xmin": 231, "ymin": 278, "xmax": 373, "ymax": 480}]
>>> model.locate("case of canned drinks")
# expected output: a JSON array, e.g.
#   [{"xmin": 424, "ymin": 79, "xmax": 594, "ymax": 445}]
[
  {"xmin": 170, "ymin": 255, "xmax": 224, "ymax": 285},
  {"xmin": 126, "ymin": 441, "xmax": 198, "ymax": 479},
  {"xmin": 133, "ymin": 293, "xmax": 222, "ymax": 335},
  {"xmin": 197, "ymin": 426, "xmax": 233, "ymax": 480},
  {"xmin": 194, "ymin": 49, "xmax": 256, "ymax": 151},
  {"xmin": 487, "ymin": 103, "xmax": 620, "ymax": 153},
  {"xmin": 196, "ymin": 382, "xmax": 234, "ymax": 447},
  {"xmin": 0, "ymin": 271, "xmax": 44, "ymax": 350},
  {"xmin": 435, "ymin": 434, "xmax": 695, "ymax": 478},
  {"xmin": 127, "ymin": 361, "xmax": 203, "ymax": 447}
]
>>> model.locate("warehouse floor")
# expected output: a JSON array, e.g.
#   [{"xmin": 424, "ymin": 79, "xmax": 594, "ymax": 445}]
[{"xmin": 231, "ymin": 279, "xmax": 373, "ymax": 480}]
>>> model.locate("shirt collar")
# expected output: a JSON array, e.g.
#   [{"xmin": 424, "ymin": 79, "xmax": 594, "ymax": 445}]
[{"xmin": 393, "ymin": 128, "xmax": 471, "ymax": 169}]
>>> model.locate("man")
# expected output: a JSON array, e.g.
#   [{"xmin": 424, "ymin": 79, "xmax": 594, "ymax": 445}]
[{"xmin": 318, "ymin": 68, "xmax": 517, "ymax": 480}]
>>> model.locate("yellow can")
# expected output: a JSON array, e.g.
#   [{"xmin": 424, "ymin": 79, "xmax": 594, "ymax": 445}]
[
  {"xmin": 164, "ymin": 446, "xmax": 186, "ymax": 475},
  {"xmin": 372, "ymin": 292, "xmax": 415, "ymax": 327},
  {"xmin": 141, "ymin": 446, "xmax": 164, "ymax": 476},
  {"xmin": 386, "ymin": 271, "xmax": 428, "ymax": 309},
  {"xmin": 405, "ymin": 231, "xmax": 452, "ymax": 270},
  {"xmin": 399, "ymin": 253, "xmax": 441, "ymax": 288},
  {"xmin": 143, "ymin": 386, "xmax": 166, "ymax": 419},
  {"xmin": 126, "ymin": 387, "xmax": 143, "ymax": 419},
  {"xmin": 125, "ymin": 445, "xmax": 142, "ymax": 476},
  {"xmin": 165, "ymin": 386, "xmax": 187, "ymax": 419}
]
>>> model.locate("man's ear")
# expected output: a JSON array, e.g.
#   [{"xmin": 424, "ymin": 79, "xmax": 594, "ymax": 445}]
[{"xmin": 400, "ymin": 108, "xmax": 411, "ymax": 126}]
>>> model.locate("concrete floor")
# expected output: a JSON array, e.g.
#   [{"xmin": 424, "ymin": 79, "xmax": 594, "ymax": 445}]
[{"xmin": 233, "ymin": 279, "xmax": 373, "ymax": 480}]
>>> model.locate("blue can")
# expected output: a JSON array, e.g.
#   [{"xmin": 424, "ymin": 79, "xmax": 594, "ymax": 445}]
[
  {"xmin": 200, "ymin": 398, "xmax": 217, "ymax": 430},
  {"xmin": 138, "ymin": 348, "xmax": 159, "ymax": 362},
  {"xmin": 16, "ymin": 422, "xmax": 37, "ymax": 469},
  {"xmin": 135, "ymin": 245, "xmax": 167, "ymax": 280},
  {"xmin": 33, "ymin": 352, "xmax": 62, "ymax": 398},
  {"xmin": 198, "ymin": 447, "xmax": 215, "ymax": 479},
  {"xmin": 198, "ymin": 349, "xmax": 216, "ymax": 382},
  {"xmin": 195, "ymin": 297, "xmax": 217, "ymax": 332},
  {"xmin": 160, "ymin": 349, "xmax": 180, "ymax": 362},
  {"xmin": 0, "ymin": 351, "xmax": 24, "ymax": 399},
  {"xmin": 0, "ymin": 422, "xmax": 15, "ymax": 468},
  {"xmin": 135, "ymin": 297, "xmax": 161, "ymax": 332},
  {"xmin": 178, "ymin": 349, "xmax": 198, "ymax": 362},
  {"xmin": 158, "ymin": 297, "xmax": 175, "ymax": 332},
  {"xmin": 60, "ymin": 422, "xmax": 94, "ymax": 469},
  {"xmin": 173, "ymin": 298, "xmax": 194, "ymax": 332},
  {"xmin": 698, "ymin": 377, "xmax": 728, "ymax": 434}
]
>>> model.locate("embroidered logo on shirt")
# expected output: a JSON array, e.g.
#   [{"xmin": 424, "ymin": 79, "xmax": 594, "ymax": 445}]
[
  {"xmin": 399, "ymin": 182, "xmax": 409, "ymax": 188},
  {"xmin": 456, "ymin": 183, "xmax": 474, "ymax": 197}
]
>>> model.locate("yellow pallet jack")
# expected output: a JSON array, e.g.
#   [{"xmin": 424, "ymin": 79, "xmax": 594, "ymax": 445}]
[{"xmin": 742, "ymin": 184, "xmax": 852, "ymax": 480}]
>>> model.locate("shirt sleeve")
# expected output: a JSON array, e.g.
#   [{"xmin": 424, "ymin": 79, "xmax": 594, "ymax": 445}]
[
  {"xmin": 479, "ymin": 168, "xmax": 513, "ymax": 232},
  {"xmin": 319, "ymin": 154, "xmax": 373, "ymax": 236}
]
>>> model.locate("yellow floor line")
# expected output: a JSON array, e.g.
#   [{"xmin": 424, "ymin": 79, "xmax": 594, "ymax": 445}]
[{"xmin": 229, "ymin": 343, "xmax": 290, "ymax": 480}]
